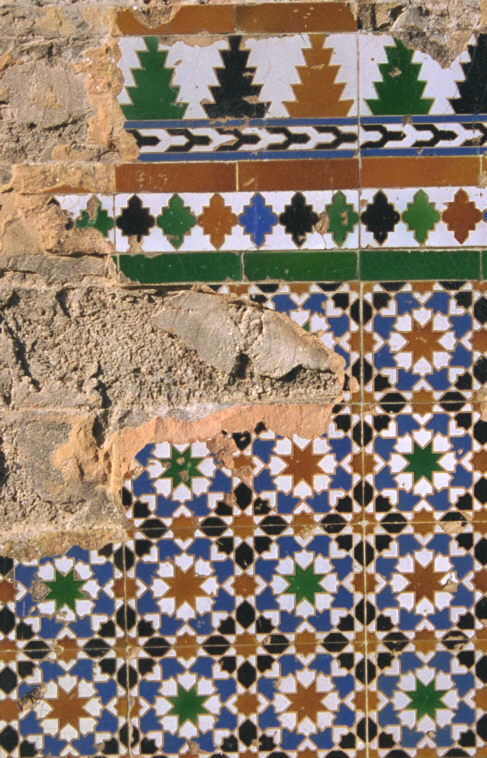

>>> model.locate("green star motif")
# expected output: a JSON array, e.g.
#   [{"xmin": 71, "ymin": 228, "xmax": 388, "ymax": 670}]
[
  {"xmin": 405, "ymin": 679, "xmax": 448, "ymax": 720},
  {"xmin": 168, "ymin": 684, "xmax": 209, "ymax": 726},
  {"xmin": 157, "ymin": 194, "xmax": 196, "ymax": 249},
  {"xmin": 402, "ymin": 189, "xmax": 440, "ymax": 244},
  {"xmin": 76, "ymin": 198, "xmax": 115, "ymax": 237},
  {"xmin": 45, "ymin": 569, "xmax": 85, "ymax": 611},
  {"xmin": 159, "ymin": 446, "xmax": 205, "ymax": 488},
  {"xmin": 403, "ymin": 441, "xmax": 443, "ymax": 483},
  {"xmin": 325, "ymin": 191, "xmax": 359, "ymax": 246},
  {"xmin": 283, "ymin": 563, "xmax": 326, "ymax": 604}
]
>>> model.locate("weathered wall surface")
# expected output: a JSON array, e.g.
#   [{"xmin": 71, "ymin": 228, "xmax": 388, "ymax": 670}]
[{"xmin": 0, "ymin": 0, "xmax": 484, "ymax": 558}]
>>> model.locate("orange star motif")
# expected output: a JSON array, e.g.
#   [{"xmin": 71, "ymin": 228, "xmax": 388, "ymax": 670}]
[
  {"xmin": 163, "ymin": 564, "xmax": 208, "ymax": 610},
  {"xmin": 46, "ymin": 687, "xmax": 90, "ymax": 730},
  {"xmin": 280, "ymin": 442, "xmax": 325, "ymax": 489},
  {"xmin": 285, "ymin": 679, "xmax": 325, "ymax": 724},
  {"xmin": 400, "ymin": 318, "xmax": 446, "ymax": 364},
  {"xmin": 402, "ymin": 560, "xmax": 445, "ymax": 604}
]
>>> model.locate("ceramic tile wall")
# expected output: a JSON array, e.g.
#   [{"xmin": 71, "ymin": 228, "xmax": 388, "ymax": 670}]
[{"xmin": 3, "ymin": 4, "xmax": 487, "ymax": 757}]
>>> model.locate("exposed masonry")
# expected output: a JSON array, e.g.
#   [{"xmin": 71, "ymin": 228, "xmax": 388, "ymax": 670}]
[
  {"xmin": 0, "ymin": 0, "xmax": 485, "ymax": 559},
  {"xmin": 0, "ymin": 261, "xmax": 343, "ymax": 559}
]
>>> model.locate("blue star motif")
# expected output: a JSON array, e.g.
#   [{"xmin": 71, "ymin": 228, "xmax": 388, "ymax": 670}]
[{"xmin": 239, "ymin": 193, "xmax": 278, "ymax": 247}]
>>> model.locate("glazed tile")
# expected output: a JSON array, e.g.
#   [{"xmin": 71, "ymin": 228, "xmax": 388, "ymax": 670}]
[
  {"xmin": 124, "ymin": 405, "xmax": 363, "ymax": 529},
  {"xmin": 362, "ymin": 281, "xmax": 474, "ymax": 405},
  {"xmin": 364, "ymin": 523, "xmax": 475, "ymax": 643},
  {"xmin": 359, "ymin": 249, "xmax": 481, "ymax": 282},
  {"xmin": 360, "ymin": 156, "xmax": 482, "ymax": 188},
  {"xmin": 114, "ymin": 191, "xmax": 360, "ymax": 252},
  {"xmin": 116, "ymin": 5, "xmax": 235, "ymax": 36},
  {"xmin": 115, "ymin": 163, "xmax": 238, "ymax": 193},
  {"xmin": 0, "ymin": 647, "xmax": 128, "ymax": 757},
  {"xmin": 117, "ymin": 252, "xmax": 242, "ymax": 284},
  {"xmin": 0, "ymin": 545, "xmax": 127, "ymax": 654},
  {"xmin": 359, "ymin": 34, "xmax": 460, "ymax": 118},
  {"xmin": 359, "ymin": 187, "xmax": 487, "ymax": 248},
  {"xmin": 235, "ymin": 3, "xmax": 357, "ymax": 34},
  {"xmin": 55, "ymin": 194, "xmax": 116, "ymax": 243},
  {"xmin": 360, "ymin": 402, "xmax": 473, "ymax": 525},
  {"xmin": 237, "ymin": 158, "xmax": 359, "ymax": 191},
  {"xmin": 126, "ymin": 640, "xmax": 366, "ymax": 758},
  {"xmin": 367, "ymin": 640, "xmax": 486, "ymax": 756}
]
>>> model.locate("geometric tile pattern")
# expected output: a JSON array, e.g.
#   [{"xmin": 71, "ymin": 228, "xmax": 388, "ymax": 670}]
[{"xmin": 4, "ymin": 276, "xmax": 487, "ymax": 755}]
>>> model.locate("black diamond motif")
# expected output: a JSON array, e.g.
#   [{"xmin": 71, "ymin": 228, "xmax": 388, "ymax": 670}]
[
  {"xmin": 361, "ymin": 190, "xmax": 400, "ymax": 243},
  {"xmin": 0, "ymin": 725, "xmax": 18, "ymax": 752},
  {"xmin": 0, "ymin": 666, "xmax": 16, "ymax": 694}
]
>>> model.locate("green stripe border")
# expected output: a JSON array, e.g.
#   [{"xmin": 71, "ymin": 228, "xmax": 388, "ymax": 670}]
[
  {"xmin": 359, "ymin": 250, "xmax": 481, "ymax": 281},
  {"xmin": 118, "ymin": 253, "xmax": 242, "ymax": 283},
  {"xmin": 115, "ymin": 250, "xmax": 483, "ymax": 284}
]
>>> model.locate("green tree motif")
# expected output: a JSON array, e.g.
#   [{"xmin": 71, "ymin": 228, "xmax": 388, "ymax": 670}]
[
  {"xmin": 157, "ymin": 194, "xmax": 196, "ymax": 248},
  {"xmin": 45, "ymin": 569, "xmax": 85, "ymax": 611},
  {"xmin": 159, "ymin": 446, "xmax": 205, "ymax": 488},
  {"xmin": 403, "ymin": 441, "xmax": 443, "ymax": 483},
  {"xmin": 168, "ymin": 684, "xmax": 209, "ymax": 726},
  {"xmin": 122, "ymin": 37, "xmax": 187, "ymax": 120},
  {"xmin": 76, "ymin": 197, "xmax": 115, "ymax": 237},
  {"xmin": 367, "ymin": 38, "xmax": 434, "ymax": 115},
  {"xmin": 325, "ymin": 191, "xmax": 359, "ymax": 246},
  {"xmin": 402, "ymin": 190, "xmax": 440, "ymax": 243},
  {"xmin": 283, "ymin": 563, "xmax": 325, "ymax": 604},
  {"xmin": 405, "ymin": 679, "xmax": 447, "ymax": 720}
]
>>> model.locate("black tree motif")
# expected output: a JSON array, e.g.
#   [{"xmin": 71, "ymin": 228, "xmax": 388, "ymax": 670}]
[
  {"xmin": 361, "ymin": 191, "xmax": 400, "ymax": 244},
  {"xmin": 450, "ymin": 34, "xmax": 487, "ymax": 113},
  {"xmin": 204, "ymin": 35, "xmax": 269, "ymax": 119}
]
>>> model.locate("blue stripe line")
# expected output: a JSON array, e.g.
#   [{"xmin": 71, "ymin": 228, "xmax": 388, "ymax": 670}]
[
  {"xmin": 138, "ymin": 149, "xmax": 358, "ymax": 162},
  {"xmin": 361, "ymin": 147, "xmax": 482, "ymax": 157},
  {"xmin": 125, "ymin": 115, "xmax": 487, "ymax": 129}
]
